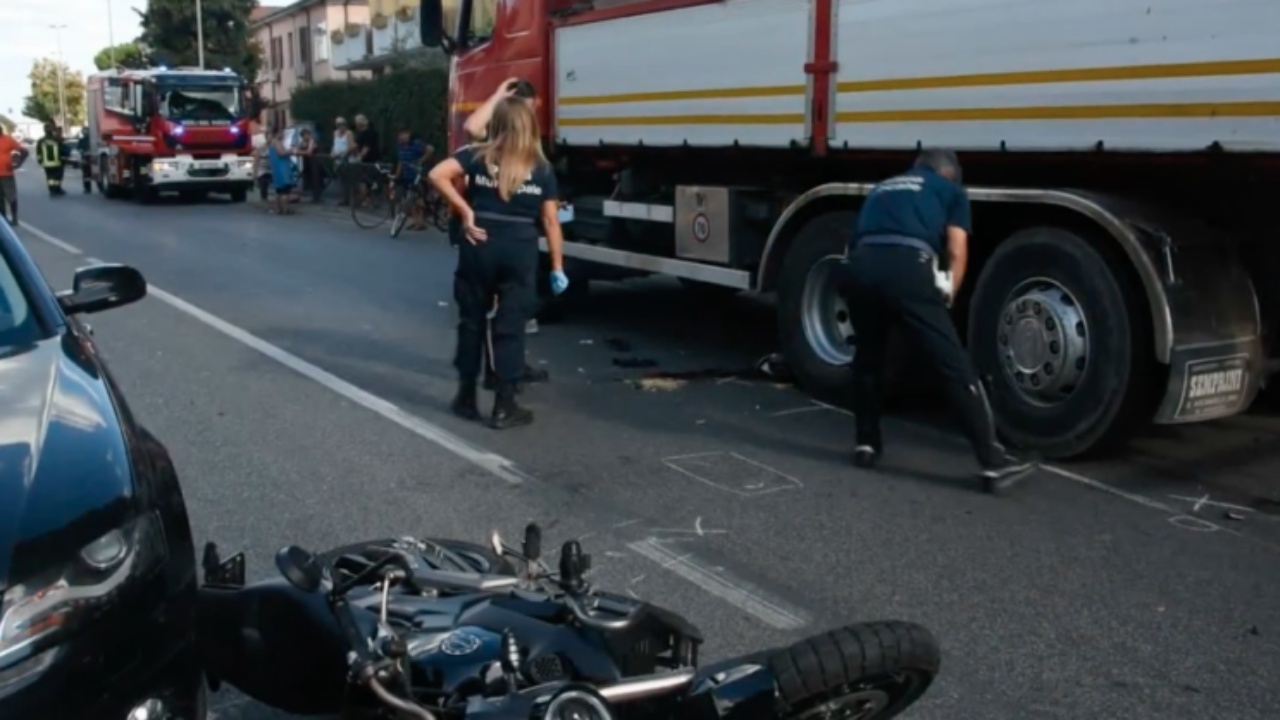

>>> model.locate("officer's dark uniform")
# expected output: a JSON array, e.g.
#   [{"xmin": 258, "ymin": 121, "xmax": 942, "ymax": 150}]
[
  {"xmin": 77, "ymin": 135, "xmax": 92, "ymax": 193},
  {"xmin": 36, "ymin": 130, "xmax": 66, "ymax": 196},
  {"xmin": 842, "ymin": 151, "xmax": 1033, "ymax": 493},
  {"xmin": 449, "ymin": 145, "xmax": 557, "ymax": 429}
]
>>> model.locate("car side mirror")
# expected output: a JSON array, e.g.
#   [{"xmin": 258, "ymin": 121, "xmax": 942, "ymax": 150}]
[{"xmin": 58, "ymin": 264, "xmax": 147, "ymax": 316}]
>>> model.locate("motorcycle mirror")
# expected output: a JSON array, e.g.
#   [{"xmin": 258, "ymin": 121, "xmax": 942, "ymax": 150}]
[
  {"xmin": 522, "ymin": 522, "xmax": 542, "ymax": 561},
  {"xmin": 275, "ymin": 545, "xmax": 323, "ymax": 593},
  {"xmin": 489, "ymin": 529, "xmax": 505, "ymax": 558}
]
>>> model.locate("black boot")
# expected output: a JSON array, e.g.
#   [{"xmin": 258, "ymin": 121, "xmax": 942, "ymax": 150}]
[
  {"xmin": 450, "ymin": 380, "xmax": 481, "ymax": 421},
  {"xmin": 852, "ymin": 375, "xmax": 883, "ymax": 468},
  {"xmin": 490, "ymin": 384, "xmax": 533, "ymax": 429},
  {"xmin": 947, "ymin": 381, "xmax": 1035, "ymax": 494}
]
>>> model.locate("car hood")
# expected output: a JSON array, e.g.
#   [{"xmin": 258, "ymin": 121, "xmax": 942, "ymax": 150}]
[{"xmin": 0, "ymin": 335, "xmax": 134, "ymax": 590}]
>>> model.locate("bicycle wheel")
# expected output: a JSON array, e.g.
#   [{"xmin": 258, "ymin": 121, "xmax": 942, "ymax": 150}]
[
  {"xmin": 426, "ymin": 192, "xmax": 452, "ymax": 232},
  {"xmin": 352, "ymin": 180, "xmax": 392, "ymax": 229},
  {"xmin": 390, "ymin": 194, "xmax": 410, "ymax": 238}
]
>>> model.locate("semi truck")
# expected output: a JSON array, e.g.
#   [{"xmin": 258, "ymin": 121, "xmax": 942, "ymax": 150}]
[
  {"xmin": 418, "ymin": 0, "xmax": 1279, "ymax": 459},
  {"xmin": 85, "ymin": 66, "xmax": 255, "ymax": 202}
]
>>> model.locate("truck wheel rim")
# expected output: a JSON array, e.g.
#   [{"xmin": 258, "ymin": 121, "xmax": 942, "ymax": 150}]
[
  {"xmin": 801, "ymin": 255, "xmax": 855, "ymax": 366},
  {"xmin": 997, "ymin": 278, "xmax": 1089, "ymax": 406}
]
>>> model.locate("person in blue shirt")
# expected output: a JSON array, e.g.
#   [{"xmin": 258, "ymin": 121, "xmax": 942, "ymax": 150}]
[
  {"xmin": 394, "ymin": 128, "xmax": 434, "ymax": 230},
  {"xmin": 428, "ymin": 98, "xmax": 569, "ymax": 429},
  {"xmin": 842, "ymin": 149, "xmax": 1034, "ymax": 494},
  {"xmin": 266, "ymin": 127, "xmax": 296, "ymax": 215}
]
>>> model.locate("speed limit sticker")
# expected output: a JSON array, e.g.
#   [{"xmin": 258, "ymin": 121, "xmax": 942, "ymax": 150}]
[{"xmin": 692, "ymin": 213, "xmax": 711, "ymax": 243}]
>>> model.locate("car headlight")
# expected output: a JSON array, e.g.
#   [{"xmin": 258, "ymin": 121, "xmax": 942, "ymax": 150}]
[
  {"xmin": 150, "ymin": 160, "xmax": 179, "ymax": 173},
  {"xmin": 0, "ymin": 513, "xmax": 166, "ymax": 670},
  {"xmin": 235, "ymin": 158, "xmax": 254, "ymax": 170}
]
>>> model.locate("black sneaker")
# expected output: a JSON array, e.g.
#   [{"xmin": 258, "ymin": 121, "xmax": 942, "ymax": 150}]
[
  {"xmin": 852, "ymin": 445, "xmax": 880, "ymax": 469},
  {"xmin": 979, "ymin": 455, "xmax": 1036, "ymax": 495},
  {"xmin": 491, "ymin": 388, "xmax": 534, "ymax": 430}
]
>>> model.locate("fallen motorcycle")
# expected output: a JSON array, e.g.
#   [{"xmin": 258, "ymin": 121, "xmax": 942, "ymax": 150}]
[{"xmin": 196, "ymin": 524, "xmax": 940, "ymax": 719}]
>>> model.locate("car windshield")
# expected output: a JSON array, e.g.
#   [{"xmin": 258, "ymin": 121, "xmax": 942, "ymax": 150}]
[
  {"xmin": 159, "ymin": 86, "xmax": 242, "ymax": 123},
  {"xmin": 0, "ymin": 243, "xmax": 41, "ymax": 351}
]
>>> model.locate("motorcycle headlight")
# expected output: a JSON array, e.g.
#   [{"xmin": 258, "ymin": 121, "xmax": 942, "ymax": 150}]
[
  {"xmin": 0, "ymin": 513, "xmax": 166, "ymax": 670},
  {"xmin": 535, "ymin": 686, "xmax": 615, "ymax": 720}
]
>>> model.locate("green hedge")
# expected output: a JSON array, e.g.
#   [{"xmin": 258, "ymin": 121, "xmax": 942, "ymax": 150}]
[{"xmin": 291, "ymin": 68, "xmax": 449, "ymax": 159}]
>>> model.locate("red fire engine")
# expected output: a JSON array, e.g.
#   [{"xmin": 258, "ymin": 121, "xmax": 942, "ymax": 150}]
[{"xmin": 85, "ymin": 66, "xmax": 255, "ymax": 202}]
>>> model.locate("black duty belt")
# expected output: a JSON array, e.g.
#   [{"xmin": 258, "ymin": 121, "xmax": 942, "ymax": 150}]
[
  {"xmin": 853, "ymin": 234, "xmax": 937, "ymax": 258},
  {"xmin": 474, "ymin": 210, "xmax": 536, "ymax": 225}
]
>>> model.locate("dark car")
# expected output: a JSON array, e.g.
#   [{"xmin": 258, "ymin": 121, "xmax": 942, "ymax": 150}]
[{"xmin": 0, "ymin": 223, "xmax": 205, "ymax": 719}]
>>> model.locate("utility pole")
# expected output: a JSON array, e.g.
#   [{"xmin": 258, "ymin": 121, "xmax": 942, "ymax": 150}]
[
  {"xmin": 107, "ymin": 0, "xmax": 117, "ymax": 66},
  {"xmin": 196, "ymin": 0, "xmax": 206, "ymax": 69},
  {"xmin": 50, "ymin": 24, "xmax": 69, "ymax": 129}
]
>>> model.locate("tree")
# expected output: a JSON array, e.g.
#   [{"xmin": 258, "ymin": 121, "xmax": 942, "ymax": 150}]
[
  {"xmin": 93, "ymin": 42, "xmax": 148, "ymax": 70},
  {"xmin": 137, "ymin": 0, "xmax": 261, "ymax": 80},
  {"xmin": 22, "ymin": 58, "xmax": 86, "ymax": 127}
]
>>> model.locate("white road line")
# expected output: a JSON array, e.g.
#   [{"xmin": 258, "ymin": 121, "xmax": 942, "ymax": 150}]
[
  {"xmin": 21, "ymin": 222, "xmax": 533, "ymax": 487},
  {"xmin": 1040, "ymin": 465, "xmax": 1177, "ymax": 514},
  {"xmin": 627, "ymin": 537, "xmax": 810, "ymax": 631},
  {"xmin": 20, "ymin": 223, "xmax": 84, "ymax": 255}
]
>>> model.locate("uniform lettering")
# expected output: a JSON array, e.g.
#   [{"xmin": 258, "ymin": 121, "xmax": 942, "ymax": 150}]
[
  {"xmin": 868, "ymin": 174, "xmax": 925, "ymax": 196},
  {"xmin": 472, "ymin": 172, "xmax": 545, "ymax": 197},
  {"xmin": 1187, "ymin": 369, "xmax": 1244, "ymax": 399}
]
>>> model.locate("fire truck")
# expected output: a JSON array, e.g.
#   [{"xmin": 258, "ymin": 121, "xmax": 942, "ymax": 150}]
[
  {"xmin": 85, "ymin": 66, "xmax": 255, "ymax": 202},
  {"xmin": 418, "ymin": 0, "xmax": 1279, "ymax": 460}
]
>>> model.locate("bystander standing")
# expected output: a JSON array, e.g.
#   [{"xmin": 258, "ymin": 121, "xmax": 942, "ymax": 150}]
[{"xmin": 332, "ymin": 117, "xmax": 353, "ymax": 206}]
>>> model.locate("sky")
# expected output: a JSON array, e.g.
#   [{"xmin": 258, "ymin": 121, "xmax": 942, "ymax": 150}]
[{"xmin": 0, "ymin": 0, "xmax": 146, "ymax": 123}]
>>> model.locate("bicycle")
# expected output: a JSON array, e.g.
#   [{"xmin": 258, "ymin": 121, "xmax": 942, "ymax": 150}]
[
  {"xmin": 391, "ymin": 168, "xmax": 453, "ymax": 238},
  {"xmin": 350, "ymin": 163, "xmax": 397, "ymax": 230}
]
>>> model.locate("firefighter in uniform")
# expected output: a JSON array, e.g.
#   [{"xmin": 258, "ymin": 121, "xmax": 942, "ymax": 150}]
[
  {"xmin": 842, "ymin": 149, "xmax": 1035, "ymax": 494},
  {"xmin": 35, "ymin": 124, "xmax": 67, "ymax": 196},
  {"xmin": 428, "ymin": 98, "xmax": 569, "ymax": 429},
  {"xmin": 77, "ymin": 133, "xmax": 92, "ymax": 193}
]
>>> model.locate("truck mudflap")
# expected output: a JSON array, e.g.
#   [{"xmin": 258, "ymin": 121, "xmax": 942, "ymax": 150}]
[{"xmin": 1155, "ymin": 338, "xmax": 1263, "ymax": 424}]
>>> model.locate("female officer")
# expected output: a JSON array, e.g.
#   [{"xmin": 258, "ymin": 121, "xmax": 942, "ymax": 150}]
[{"xmin": 428, "ymin": 98, "xmax": 569, "ymax": 429}]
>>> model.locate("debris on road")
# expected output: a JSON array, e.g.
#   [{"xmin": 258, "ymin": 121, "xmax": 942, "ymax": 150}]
[{"xmin": 628, "ymin": 377, "xmax": 686, "ymax": 392}]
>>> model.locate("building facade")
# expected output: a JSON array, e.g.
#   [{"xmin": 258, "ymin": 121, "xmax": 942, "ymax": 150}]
[{"xmin": 251, "ymin": 0, "xmax": 374, "ymax": 129}]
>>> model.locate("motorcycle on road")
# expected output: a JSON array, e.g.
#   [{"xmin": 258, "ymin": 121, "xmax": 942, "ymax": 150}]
[{"xmin": 196, "ymin": 524, "xmax": 941, "ymax": 719}]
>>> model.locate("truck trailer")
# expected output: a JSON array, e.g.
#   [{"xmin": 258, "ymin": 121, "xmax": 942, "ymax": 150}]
[
  {"xmin": 85, "ymin": 66, "xmax": 255, "ymax": 202},
  {"xmin": 419, "ymin": 0, "xmax": 1279, "ymax": 459}
]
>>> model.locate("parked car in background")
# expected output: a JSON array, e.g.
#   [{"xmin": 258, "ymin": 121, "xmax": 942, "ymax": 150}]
[
  {"xmin": 61, "ymin": 139, "xmax": 82, "ymax": 169},
  {"xmin": 0, "ymin": 222, "xmax": 206, "ymax": 719}
]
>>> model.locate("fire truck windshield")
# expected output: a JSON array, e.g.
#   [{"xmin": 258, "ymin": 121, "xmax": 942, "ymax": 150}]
[{"xmin": 159, "ymin": 86, "xmax": 243, "ymax": 123}]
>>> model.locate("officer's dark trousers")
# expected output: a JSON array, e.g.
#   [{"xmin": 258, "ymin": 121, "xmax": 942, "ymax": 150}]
[
  {"xmin": 454, "ymin": 227, "xmax": 538, "ymax": 387},
  {"xmin": 43, "ymin": 166, "xmax": 64, "ymax": 195},
  {"xmin": 843, "ymin": 245, "xmax": 1005, "ymax": 467}
]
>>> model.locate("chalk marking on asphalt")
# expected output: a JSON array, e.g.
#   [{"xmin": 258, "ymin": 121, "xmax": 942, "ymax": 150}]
[
  {"xmin": 20, "ymin": 222, "xmax": 535, "ymax": 487},
  {"xmin": 662, "ymin": 451, "xmax": 803, "ymax": 497},
  {"xmin": 1169, "ymin": 494, "xmax": 1256, "ymax": 514},
  {"xmin": 627, "ymin": 537, "xmax": 810, "ymax": 630},
  {"xmin": 1040, "ymin": 465, "xmax": 1177, "ymax": 513},
  {"xmin": 771, "ymin": 405, "xmax": 828, "ymax": 417},
  {"xmin": 21, "ymin": 224, "xmax": 84, "ymax": 255}
]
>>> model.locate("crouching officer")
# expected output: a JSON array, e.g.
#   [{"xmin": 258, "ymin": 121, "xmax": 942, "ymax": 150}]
[
  {"xmin": 842, "ymin": 149, "xmax": 1035, "ymax": 494},
  {"xmin": 428, "ymin": 97, "xmax": 569, "ymax": 429},
  {"xmin": 36, "ymin": 124, "xmax": 67, "ymax": 196}
]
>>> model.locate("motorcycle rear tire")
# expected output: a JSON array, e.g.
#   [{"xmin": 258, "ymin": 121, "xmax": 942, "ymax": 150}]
[
  {"xmin": 768, "ymin": 621, "xmax": 939, "ymax": 720},
  {"xmin": 316, "ymin": 538, "xmax": 516, "ymax": 577}
]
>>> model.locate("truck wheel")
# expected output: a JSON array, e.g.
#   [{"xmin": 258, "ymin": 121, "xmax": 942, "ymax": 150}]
[
  {"xmin": 769, "ymin": 621, "xmax": 940, "ymax": 720},
  {"xmin": 777, "ymin": 212, "xmax": 858, "ymax": 404},
  {"xmin": 967, "ymin": 226, "xmax": 1158, "ymax": 458}
]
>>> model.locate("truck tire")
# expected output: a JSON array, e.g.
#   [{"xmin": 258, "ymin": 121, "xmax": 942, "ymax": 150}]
[
  {"xmin": 777, "ymin": 212, "xmax": 913, "ymax": 406},
  {"xmin": 769, "ymin": 621, "xmax": 940, "ymax": 720},
  {"xmin": 967, "ymin": 226, "xmax": 1158, "ymax": 458}
]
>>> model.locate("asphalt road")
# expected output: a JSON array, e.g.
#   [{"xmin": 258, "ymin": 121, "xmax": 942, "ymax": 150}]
[{"xmin": 11, "ymin": 168, "xmax": 1280, "ymax": 720}]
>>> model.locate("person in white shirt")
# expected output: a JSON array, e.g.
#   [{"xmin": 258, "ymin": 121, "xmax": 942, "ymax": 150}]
[{"xmin": 331, "ymin": 117, "xmax": 353, "ymax": 206}]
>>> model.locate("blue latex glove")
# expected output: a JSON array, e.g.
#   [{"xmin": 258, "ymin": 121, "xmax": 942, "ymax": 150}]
[{"xmin": 550, "ymin": 269, "xmax": 570, "ymax": 296}]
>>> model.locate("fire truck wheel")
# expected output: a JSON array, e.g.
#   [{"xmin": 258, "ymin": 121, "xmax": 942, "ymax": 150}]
[{"xmin": 966, "ymin": 225, "xmax": 1160, "ymax": 459}]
